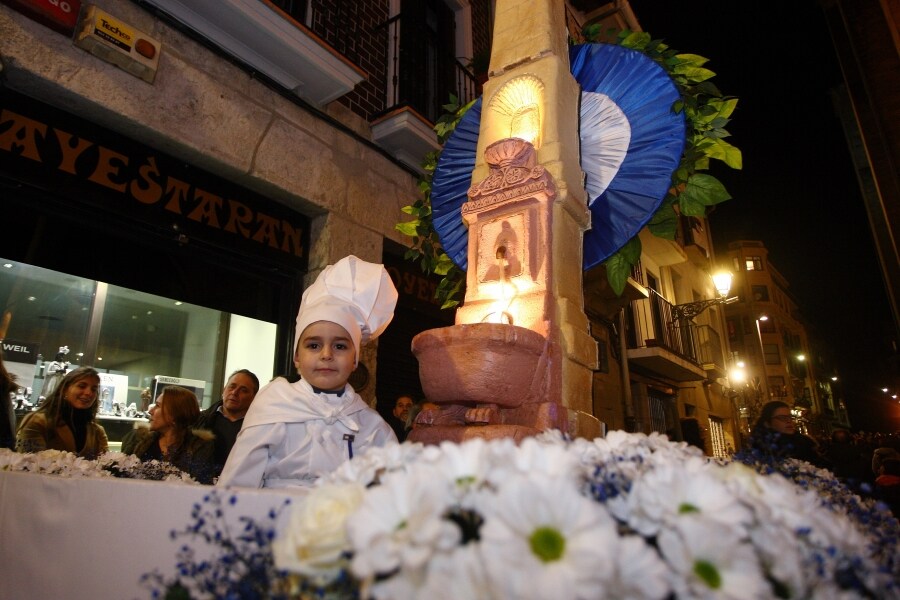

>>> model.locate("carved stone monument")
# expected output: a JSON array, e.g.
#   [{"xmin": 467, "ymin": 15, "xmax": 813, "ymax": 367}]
[{"xmin": 408, "ymin": 0, "xmax": 601, "ymax": 443}]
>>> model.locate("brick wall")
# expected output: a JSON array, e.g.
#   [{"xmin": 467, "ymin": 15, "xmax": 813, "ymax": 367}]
[
  {"xmin": 308, "ymin": 0, "xmax": 493, "ymax": 123},
  {"xmin": 471, "ymin": 0, "xmax": 493, "ymax": 62},
  {"xmin": 308, "ymin": 0, "xmax": 390, "ymax": 120}
]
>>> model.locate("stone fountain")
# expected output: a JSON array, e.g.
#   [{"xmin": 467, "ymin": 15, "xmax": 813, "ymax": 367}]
[{"xmin": 408, "ymin": 0, "xmax": 602, "ymax": 443}]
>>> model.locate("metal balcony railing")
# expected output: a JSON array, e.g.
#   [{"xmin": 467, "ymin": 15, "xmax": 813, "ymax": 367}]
[
  {"xmin": 378, "ymin": 13, "xmax": 478, "ymax": 123},
  {"xmin": 627, "ymin": 289, "xmax": 725, "ymax": 372},
  {"xmin": 676, "ymin": 322, "xmax": 725, "ymax": 372}
]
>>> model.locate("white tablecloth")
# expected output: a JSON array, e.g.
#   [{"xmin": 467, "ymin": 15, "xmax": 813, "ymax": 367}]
[{"xmin": 0, "ymin": 472, "xmax": 300, "ymax": 600}]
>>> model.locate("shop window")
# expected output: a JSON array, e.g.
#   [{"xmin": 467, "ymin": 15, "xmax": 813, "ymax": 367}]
[{"xmin": 1, "ymin": 258, "xmax": 276, "ymax": 447}]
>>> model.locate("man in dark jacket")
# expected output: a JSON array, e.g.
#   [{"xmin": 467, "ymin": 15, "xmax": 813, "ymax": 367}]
[
  {"xmin": 196, "ymin": 369, "xmax": 259, "ymax": 476},
  {"xmin": 387, "ymin": 394, "xmax": 414, "ymax": 442}
]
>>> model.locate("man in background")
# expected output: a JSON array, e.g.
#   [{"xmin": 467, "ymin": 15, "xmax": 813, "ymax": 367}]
[
  {"xmin": 388, "ymin": 394, "xmax": 414, "ymax": 442},
  {"xmin": 196, "ymin": 369, "xmax": 259, "ymax": 476}
]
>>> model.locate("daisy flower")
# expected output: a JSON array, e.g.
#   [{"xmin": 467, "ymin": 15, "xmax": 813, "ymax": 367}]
[
  {"xmin": 479, "ymin": 472, "xmax": 617, "ymax": 599},
  {"xmin": 347, "ymin": 467, "xmax": 460, "ymax": 581},
  {"xmin": 657, "ymin": 517, "xmax": 769, "ymax": 599}
]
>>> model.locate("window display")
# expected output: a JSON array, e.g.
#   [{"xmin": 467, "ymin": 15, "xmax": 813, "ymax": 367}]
[{"xmin": 0, "ymin": 258, "xmax": 276, "ymax": 442}]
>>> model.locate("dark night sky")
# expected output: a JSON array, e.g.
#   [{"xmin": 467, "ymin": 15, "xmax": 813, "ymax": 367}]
[{"xmin": 627, "ymin": 0, "xmax": 898, "ymax": 430}]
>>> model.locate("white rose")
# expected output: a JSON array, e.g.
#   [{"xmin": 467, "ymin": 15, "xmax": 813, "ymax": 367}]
[{"xmin": 273, "ymin": 482, "xmax": 365, "ymax": 581}]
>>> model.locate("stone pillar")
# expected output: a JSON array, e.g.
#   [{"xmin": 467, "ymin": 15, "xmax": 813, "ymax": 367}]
[{"xmin": 459, "ymin": 0, "xmax": 597, "ymax": 416}]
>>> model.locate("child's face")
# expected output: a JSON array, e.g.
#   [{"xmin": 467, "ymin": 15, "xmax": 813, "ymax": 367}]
[{"xmin": 294, "ymin": 321, "xmax": 356, "ymax": 392}]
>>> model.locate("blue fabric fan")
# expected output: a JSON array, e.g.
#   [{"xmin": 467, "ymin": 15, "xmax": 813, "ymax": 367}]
[{"xmin": 430, "ymin": 43, "xmax": 685, "ymax": 271}]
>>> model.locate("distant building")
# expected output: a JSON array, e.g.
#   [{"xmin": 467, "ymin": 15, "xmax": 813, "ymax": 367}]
[
  {"xmin": 586, "ymin": 217, "xmax": 739, "ymax": 457},
  {"xmin": 720, "ymin": 240, "xmax": 850, "ymax": 438}
]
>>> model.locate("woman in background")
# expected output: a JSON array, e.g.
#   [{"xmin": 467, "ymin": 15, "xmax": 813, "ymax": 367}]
[
  {"xmin": 16, "ymin": 366, "xmax": 108, "ymax": 458},
  {"xmin": 123, "ymin": 385, "xmax": 215, "ymax": 484},
  {"xmin": 749, "ymin": 400, "xmax": 823, "ymax": 466},
  {"xmin": 0, "ymin": 352, "xmax": 18, "ymax": 449}
]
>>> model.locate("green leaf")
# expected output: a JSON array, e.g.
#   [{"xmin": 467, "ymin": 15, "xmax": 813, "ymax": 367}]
[
  {"xmin": 647, "ymin": 203, "xmax": 678, "ymax": 239},
  {"xmin": 672, "ymin": 65, "xmax": 716, "ymax": 83},
  {"xmin": 440, "ymin": 298, "xmax": 461, "ymax": 310},
  {"xmin": 673, "ymin": 53, "xmax": 709, "ymax": 67},
  {"xmin": 396, "ymin": 221, "xmax": 420, "ymax": 236},
  {"xmin": 604, "ymin": 252, "xmax": 631, "ymax": 296},
  {"xmin": 433, "ymin": 254, "xmax": 456, "ymax": 276},
  {"xmin": 678, "ymin": 174, "xmax": 731, "ymax": 216},
  {"xmin": 709, "ymin": 97, "xmax": 738, "ymax": 118},
  {"xmin": 619, "ymin": 236, "xmax": 642, "ymax": 265},
  {"xmin": 619, "ymin": 31, "xmax": 651, "ymax": 50},
  {"xmin": 699, "ymin": 138, "xmax": 742, "ymax": 169}
]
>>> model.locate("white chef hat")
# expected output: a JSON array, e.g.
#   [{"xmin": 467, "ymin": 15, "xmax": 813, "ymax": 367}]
[{"xmin": 294, "ymin": 255, "xmax": 398, "ymax": 365}]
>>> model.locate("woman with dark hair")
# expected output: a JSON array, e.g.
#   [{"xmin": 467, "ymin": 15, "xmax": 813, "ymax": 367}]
[
  {"xmin": 122, "ymin": 385, "xmax": 215, "ymax": 484},
  {"xmin": 749, "ymin": 400, "xmax": 823, "ymax": 466},
  {"xmin": 0, "ymin": 352, "xmax": 18, "ymax": 449},
  {"xmin": 16, "ymin": 366, "xmax": 108, "ymax": 458}
]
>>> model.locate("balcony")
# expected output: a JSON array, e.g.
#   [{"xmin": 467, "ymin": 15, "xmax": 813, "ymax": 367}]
[
  {"xmin": 139, "ymin": 0, "xmax": 366, "ymax": 106},
  {"xmin": 371, "ymin": 12, "xmax": 479, "ymax": 173},
  {"xmin": 626, "ymin": 289, "xmax": 725, "ymax": 382}
]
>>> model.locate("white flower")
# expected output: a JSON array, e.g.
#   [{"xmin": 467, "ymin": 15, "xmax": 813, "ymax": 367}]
[
  {"xmin": 480, "ymin": 472, "xmax": 617, "ymax": 600},
  {"xmin": 327, "ymin": 441, "xmax": 424, "ymax": 487},
  {"xmin": 625, "ymin": 457, "xmax": 750, "ymax": 537},
  {"xmin": 0, "ymin": 449, "xmax": 28, "ymax": 470},
  {"xmin": 657, "ymin": 517, "xmax": 769, "ymax": 599},
  {"xmin": 273, "ymin": 482, "xmax": 364, "ymax": 582},
  {"xmin": 347, "ymin": 467, "xmax": 459, "ymax": 580},
  {"xmin": 423, "ymin": 438, "xmax": 494, "ymax": 497},
  {"xmin": 608, "ymin": 535, "xmax": 672, "ymax": 600},
  {"xmin": 748, "ymin": 519, "xmax": 808, "ymax": 598},
  {"xmin": 367, "ymin": 544, "xmax": 491, "ymax": 600}
]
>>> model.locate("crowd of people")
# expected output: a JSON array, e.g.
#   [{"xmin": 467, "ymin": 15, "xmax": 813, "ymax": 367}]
[
  {"xmin": 746, "ymin": 400, "xmax": 900, "ymax": 516},
  {"xmin": 2, "ymin": 257, "xmax": 900, "ymax": 518}
]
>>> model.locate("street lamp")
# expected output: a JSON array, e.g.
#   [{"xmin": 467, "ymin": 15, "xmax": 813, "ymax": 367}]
[
  {"xmin": 755, "ymin": 315, "xmax": 771, "ymax": 403},
  {"xmin": 672, "ymin": 271, "xmax": 739, "ymax": 321}
]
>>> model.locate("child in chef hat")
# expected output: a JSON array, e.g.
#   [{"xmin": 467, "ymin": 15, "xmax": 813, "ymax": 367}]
[{"xmin": 218, "ymin": 255, "xmax": 399, "ymax": 489}]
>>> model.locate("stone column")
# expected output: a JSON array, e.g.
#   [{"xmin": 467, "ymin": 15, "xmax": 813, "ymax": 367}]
[{"xmin": 459, "ymin": 0, "xmax": 597, "ymax": 418}]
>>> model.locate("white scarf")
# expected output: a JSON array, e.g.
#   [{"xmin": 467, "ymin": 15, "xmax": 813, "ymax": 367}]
[{"xmin": 240, "ymin": 377, "xmax": 366, "ymax": 432}]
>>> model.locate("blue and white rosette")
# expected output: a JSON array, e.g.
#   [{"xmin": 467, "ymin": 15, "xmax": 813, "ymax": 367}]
[{"xmin": 430, "ymin": 43, "xmax": 686, "ymax": 271}]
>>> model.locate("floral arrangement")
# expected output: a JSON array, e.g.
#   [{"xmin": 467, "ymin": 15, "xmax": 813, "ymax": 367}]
[
  {"xmin": 141, "ymin": 492, "xmax": 291, "ymax": 600},
  {"xmin": 272, "ymin": 432, "xmax": 899, "ymax": 599},
  {"xmin": 0, "ymin": 448, "xmax": 197, "ymax": 482}
]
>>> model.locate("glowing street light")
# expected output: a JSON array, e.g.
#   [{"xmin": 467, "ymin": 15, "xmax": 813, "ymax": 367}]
[
  {"xmin": 672, "ymin": 270, "xmax": 738, "ymax": 321},
  {"xmin": 755, "ymin": 315, "xmax": 770, "ymax": 402}
]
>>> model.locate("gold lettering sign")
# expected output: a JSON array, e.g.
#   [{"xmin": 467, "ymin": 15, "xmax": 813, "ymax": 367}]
[{"xmin": 0, "ymin": 107, "xmax": 305, "ymax": 259}]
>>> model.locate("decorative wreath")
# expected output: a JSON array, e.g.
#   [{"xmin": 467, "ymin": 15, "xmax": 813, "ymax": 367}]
[
  {"xmin": 431, "ymin": 43, "xmax": 686, "ymax": 272},
  {"xmin": 398, "ymin": 30, "xmax": 740, "ymax": 306}
]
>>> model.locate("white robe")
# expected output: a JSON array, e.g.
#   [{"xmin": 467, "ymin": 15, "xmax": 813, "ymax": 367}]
[{"xmin": 217, "ymin": 377, "xmax": 397, "ymax": 489}]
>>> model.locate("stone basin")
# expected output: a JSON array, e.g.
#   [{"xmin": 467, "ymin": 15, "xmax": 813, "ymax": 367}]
[{"xmin": 411, "ymin": 323, "xmax": 548, "ymax": 408}]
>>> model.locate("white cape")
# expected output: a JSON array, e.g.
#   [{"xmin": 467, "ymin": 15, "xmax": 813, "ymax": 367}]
[{"xmin": 217, "ymin": 378, "xmax": 396, "ymax": 489}]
